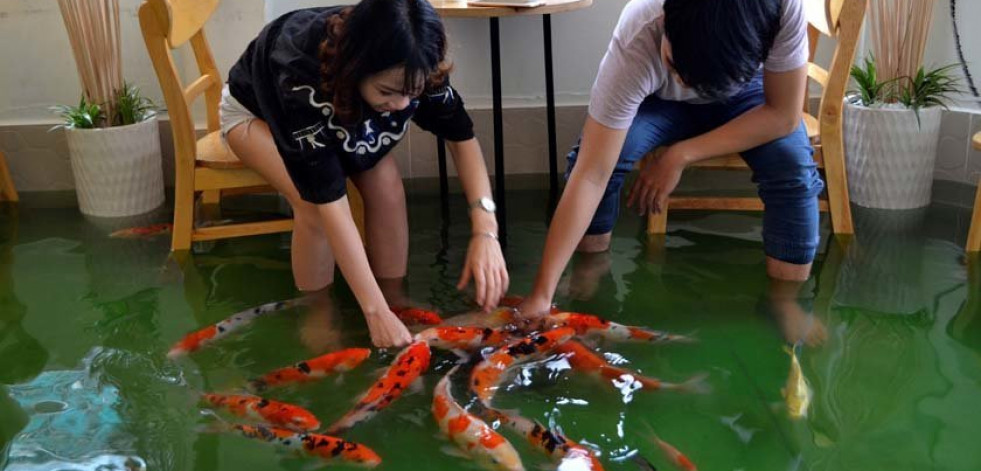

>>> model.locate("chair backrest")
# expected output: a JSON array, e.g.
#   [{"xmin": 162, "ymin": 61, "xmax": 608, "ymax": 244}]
[
  {"xmin": 802, "ymin": 0, "xmax": 865, "ymax": 135},
  {"xmin": 139, "ymin": 0, "xmax": 223, "ymax": 171}
]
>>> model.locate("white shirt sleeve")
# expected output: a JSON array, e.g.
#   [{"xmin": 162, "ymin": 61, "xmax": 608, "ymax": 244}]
[{"xmin": 764, "ymin": 0, "xmax": 809, "ymax": 72}]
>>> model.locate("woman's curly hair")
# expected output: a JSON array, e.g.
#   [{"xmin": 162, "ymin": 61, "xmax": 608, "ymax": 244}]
[{"xmin": 319, "ymin": 0, "xmax": 452, "ymax": 126}]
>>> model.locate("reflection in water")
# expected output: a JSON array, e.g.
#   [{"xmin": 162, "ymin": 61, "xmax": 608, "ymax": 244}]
[
  {"xmin": 799, "ymin": 207, "xmax": 981, "ymax": 470},
  {"xmin": 4, "ymin": 355, "xmax": 146, "ymax": 471}
]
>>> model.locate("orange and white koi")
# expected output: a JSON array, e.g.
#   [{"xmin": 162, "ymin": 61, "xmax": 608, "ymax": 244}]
[
  {"xmin": 391, "ymin": 306, "xmax": 444, "ymax": 326},
  {"xmin": 202, "ymin": 393, "xmax": 320, "ymax": 431},
  {"xmin": 248, "ymin": 348, "xmax": 372, "ymax": 392},
  {"xmin": 230, "ymin": 424, "xmax": 381, "ymax": 467},
  {"xmin": 548, "ymin": 312, "xmax": 692, "ymax": 344},
  {"xmin": 433, "ymin": 368, "xmax": 524, "ymax": 471},
  {"xmin": 167, "ymin": 299, "xmax": 298, "ymax": 358},
  {"xmin": 326, "ymin": 341, "xmax": 431, "ymax": 434},
  {"xmin": 483, "ymin": 408, "xmax": 603, "ymax": 471},
  {"xmin": 471, "ymin": 327, "xmax": 576, "ymax": 406},
  {"xmin": 554, "ymin": 341, "xmax": 708, "ymax": 393},
  {"xmin": 415, "ymin": 326, "xmax": 513, "ymax": 353},
  {"xmin": 109, "ymin": 222, "xmax": 173, "ymax": 239}
]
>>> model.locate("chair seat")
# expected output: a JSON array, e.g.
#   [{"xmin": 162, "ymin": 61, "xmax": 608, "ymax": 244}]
[
  {"xmin": 196, "ymin": 131, "xmax": 244, "ymax": 169},
  {"xmin": 804, "ymin": 114, "xmax": 819, "ymax": 140}
]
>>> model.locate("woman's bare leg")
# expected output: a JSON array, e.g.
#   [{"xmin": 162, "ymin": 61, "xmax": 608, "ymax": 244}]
[{"xmin": 225, "ymin": 120, "xmax": 335, "ymax": 291}]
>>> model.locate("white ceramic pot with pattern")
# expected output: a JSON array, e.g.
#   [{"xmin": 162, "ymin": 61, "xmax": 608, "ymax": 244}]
[
  {"xmin": 843, "ymin": 101, "xmax": 942, "ymax": 209},
  {"xmin": 64, "ymin": 116, "xmax": 164, "ymax": 217}
]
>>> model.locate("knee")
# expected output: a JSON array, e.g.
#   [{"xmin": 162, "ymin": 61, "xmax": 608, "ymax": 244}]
[
  {"xmin": 291, "ymin": 201, "xmax": 326, "ymax": 235},
  {"xmin": 753, "ymin": 141, "xmax": 823, "ymax": 200}
]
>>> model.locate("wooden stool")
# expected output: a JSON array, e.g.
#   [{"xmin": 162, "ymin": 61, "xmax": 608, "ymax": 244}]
[{"xmin": 0, "ymin": 151, "xmax": 17, "ymax": 202}]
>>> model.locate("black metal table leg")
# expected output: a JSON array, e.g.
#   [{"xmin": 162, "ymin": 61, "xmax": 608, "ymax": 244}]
[
  {"xmin": 543, "ymin": 14, "xmax": 558, "ymax": 216},
  {"xmin": 490, "ymin": 17, "xmax": 507, "ymax": 246}
]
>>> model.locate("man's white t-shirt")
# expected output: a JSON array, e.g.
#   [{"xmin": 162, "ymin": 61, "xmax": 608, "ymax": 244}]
[{"xmin": 588, "ymin": 0, "xmax": 809, "ymax": 130}]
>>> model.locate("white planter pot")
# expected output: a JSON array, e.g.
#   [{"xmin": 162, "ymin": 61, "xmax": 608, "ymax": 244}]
[
  {"xmin": 65, "ymin": 116, "xmax": 165, "ymax": 217},
  {"xmin": 843, "ymin": 102, "xmax": 942, "ymax": 209}
]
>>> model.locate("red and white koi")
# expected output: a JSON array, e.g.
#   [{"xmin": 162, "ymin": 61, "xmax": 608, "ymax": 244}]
[
  {"xmin": 483, "ymin": 408, "xmax": 604, "ymax": 471},
  {"xmin": 415, "ymin": 326, "xmax": 513, "ymax": 353},
  {"xmin": 433, "ymin": 368, "xmax": 524, "ymax": 471},
  {"xmin": 548, "ymin": 312, "xmax": 693, "ymax": 344},
  {"xmin": 391, "ymin": 306, "xmax": 444, "ymax": 326},
  {"xmin": 471, "ymin": 327, "xmax": 576, "ymax": 407},
  {"xmin": 248, "ymin": 348, "xmax": 372, "ymax": 391},
  {"xmin": 326, "ymin": 341, "xmax": 431, "ymax": 434},
  {"xmin": 230, "ymin": 424, "xmax": 381, "ymax": 467},
  {"xmin": 167, "ymin": 299, "xmax": 298, "ymax": 358},
  {"xmin": 554, "ymin": 341, "xmax": 708, "ymax": 393},
  {"xmin": 108, "ymin": 222, "xmax": 173, "ymax": 239},
  {"xmin": 202, "ymin": 393, "xmax": 320, "ymax": 431}
]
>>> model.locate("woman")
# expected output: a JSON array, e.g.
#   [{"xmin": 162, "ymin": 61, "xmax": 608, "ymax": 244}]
[{"xmin": 222, "ymin": 0, "xmax": 507, "ymax": 347}]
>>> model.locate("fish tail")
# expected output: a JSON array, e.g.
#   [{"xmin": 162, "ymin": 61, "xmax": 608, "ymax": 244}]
[{"xmin": 674, "ymin": 373, "xmax": 711, "ymax": 395}]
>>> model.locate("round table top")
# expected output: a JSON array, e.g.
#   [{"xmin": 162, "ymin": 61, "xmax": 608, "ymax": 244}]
[
  {"xmin": 973, "ymin": 131, "xmax": 981, "ymax": 151},
  {"xmin": 431, "ymin": 0, "xmax": 592, "ymax": 18}
]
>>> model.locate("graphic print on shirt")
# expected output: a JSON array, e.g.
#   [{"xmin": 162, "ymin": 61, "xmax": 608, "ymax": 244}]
[{"xmin": 291, "ymin": 85, "xmax": 416, "ymax": 156}]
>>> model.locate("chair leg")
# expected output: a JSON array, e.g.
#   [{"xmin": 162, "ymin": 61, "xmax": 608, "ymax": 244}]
[
  {"xmin": 171, "ymin": 187, "xmax": 195, "ymax": 251},
  {"xmin": 0, "ymin": 151, "xmax": 18, "ymax": 202},
  {"xmin": 820, "ymin": 141, "xmax": 854, "ymax": 234},
  {"xmin": 967, "ymin": 179, "xmax": 981, "ymax": 253},
  {"xmin": 647, "ymin": 206, "xmax": 668, "ymax": 234}
]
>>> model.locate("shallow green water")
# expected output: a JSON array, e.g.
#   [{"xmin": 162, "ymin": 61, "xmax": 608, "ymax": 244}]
[{"xmin": 1, "ymin": 190, "xmax": 980, "ymax": 471}]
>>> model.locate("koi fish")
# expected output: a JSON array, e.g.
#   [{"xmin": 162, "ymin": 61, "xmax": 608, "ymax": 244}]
[
  {"xmin": 782, "ymin": 345, "xmax": 812, "ymax": 419},
  {"xmin": 415, "ymin": 326, "xmax": 513, "ymax": 353},
  {"xmin": 108, "ymin": 222, "xmax": 173, "ymax": 239},
  {"xmin": 471, "ymin": 327, "xmax": 576, "ymax": 407},
  {"xmin": 201, "ymin": 393, "xmax": 320, "ymax": 431},
  {"xmin": 555, "ymin": 341, "xmax": 708, "ymax": 393},
  {"xmin": 483, "ymin": 408, "xmax": 603, "ymax": 471},
  {"xmin": 548, "ymin": 312, "xmax": 692, "ymax": 344},
  {"xmin": 167, "ymin": 299, "xmax": 298, "ymax": 358},
  {"xmin": 647, "ymin": 428, "xmax": 697, "ymax": 471},
  {"xmin": 433, "ymin": 367, "xmax": 524, "ymax": 471},
  {"xmin": 441, "ymin": 307, "xmax": 517, "ymax": 329},
  {"xmin": 247, "ymin": 348, "xmax": 372, "ymax": 392},
  {"xmin": 230, "ymin": 424, "xmax": 381, "ymax": 467},
  {"xmin": 326, "ymin": 341, "xmax": 431, "ymax": 434},
  {"xmin": 391, "ymin": 306, "xmax": 444, "ymax": 326}
]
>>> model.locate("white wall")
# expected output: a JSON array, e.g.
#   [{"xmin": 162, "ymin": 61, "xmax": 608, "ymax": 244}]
[
  {"xmin": 1, "ymin": 0, "xmax": 979, "ymax": 125},
  {"xmin": 265, "ymin": 0, "xmax": 627, "ymax": 108}
]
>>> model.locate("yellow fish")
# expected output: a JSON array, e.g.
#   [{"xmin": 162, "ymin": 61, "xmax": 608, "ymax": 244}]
[{"xmin": 782, "ymin": 345, "xmax": 812, "ymax": 419}]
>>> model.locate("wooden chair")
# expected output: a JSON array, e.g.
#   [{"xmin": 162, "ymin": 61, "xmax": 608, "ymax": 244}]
[
  {"xmin": 968, "ymin": 132, "xmax": 981, "ymax": 253},
  {"xmin": 139, "ymin": 0, "xmax": 364, "ymax": 251},
  {"xmin": 646, "ymin": 0, "xmax": 863, "ymax": 236},
  {"xmin": 0, "ymin": 151, "xmax": 17, "ymax": 202}
]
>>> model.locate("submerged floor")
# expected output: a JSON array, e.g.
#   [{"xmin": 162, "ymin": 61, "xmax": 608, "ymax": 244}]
[{"xmin": 1, "ymin": 188, "xmax": 980, "ymax": 471}]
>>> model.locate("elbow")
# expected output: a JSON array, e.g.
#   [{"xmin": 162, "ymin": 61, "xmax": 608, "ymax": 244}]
[{"xmin": 776, "ymin": 113, "xmax": 800, "ymax": 138}]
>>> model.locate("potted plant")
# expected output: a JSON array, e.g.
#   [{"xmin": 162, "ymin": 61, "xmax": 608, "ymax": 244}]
[
  {"xmin": 52, "ymin": 0, "xmax": 164, "ymax": 217},
  {"xmin": 843, "ymin": 0, "xmax": 960, "ymax": 210}
]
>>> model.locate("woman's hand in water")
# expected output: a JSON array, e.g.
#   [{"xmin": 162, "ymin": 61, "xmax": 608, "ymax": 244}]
[
  {"xmin": 364, "ymin": 308, "xmax": 412, "ymax": 348},
  {"xmin": 458, "ymin": 233, "xmax": 509, "ymax": 312}
]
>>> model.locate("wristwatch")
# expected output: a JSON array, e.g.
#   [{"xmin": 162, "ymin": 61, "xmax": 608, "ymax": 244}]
[{"xmin": 469, "ymin": 197, "xmax": 496, "ymax": 213}]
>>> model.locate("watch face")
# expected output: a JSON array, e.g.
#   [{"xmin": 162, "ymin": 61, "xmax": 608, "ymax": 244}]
[{"xmin": 480, "ymin": 198, "xmax": 496, "ymax": 212}]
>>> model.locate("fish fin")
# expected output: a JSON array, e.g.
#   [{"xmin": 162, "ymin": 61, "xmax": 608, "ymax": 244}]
[
  {"xmin": 450, "ymin": 349, "xmax": 472, "ymax": 362},
  {"xmin": 676, "ymin": 373, "xmax": 711, "ymax": 394},
  {"xmin": 334, "ymin": 374, "xmax": 345, "ymax": 386},
  {"xmin": 409, "ymin": 376, "xmax": 425, "ymax": 395},
  {"xmin": 440, "ymin": 445, "xmax": 471, "ymax": 460}
]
